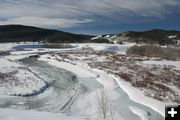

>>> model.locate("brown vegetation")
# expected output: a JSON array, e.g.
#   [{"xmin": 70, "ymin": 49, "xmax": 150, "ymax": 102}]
[
  {"xmin": 127, "ymin": 45, "xmax": 180, "ymax": 59},
  {"xmin": 51, "ymin": 48, "xmax": 180, "ymax": 102},
  {"xmin": 115, "ymin": 73, "xmax": 131, "ymax": 82}
]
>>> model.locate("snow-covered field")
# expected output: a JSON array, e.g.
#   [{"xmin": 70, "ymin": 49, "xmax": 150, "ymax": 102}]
[
  {"xmin": 70, "ymin": 43, "xmax": 134, "ymax": 53},
  {"xmin": 0, "ymin": 109, "xmax": 84, "ymax": 120},
  {"xmin": 1, "ymin": 42, "xmax": 179, "ymax": 120},
  {"xmin": 0, "ymin": 43, "xmax": 17, "ymax": 51},
  {"xmin": 0, "ymin": 57, "xmax": 47, "ymax": 96}
]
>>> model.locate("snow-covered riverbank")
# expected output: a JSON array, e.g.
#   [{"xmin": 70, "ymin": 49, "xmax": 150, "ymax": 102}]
[
  {"xmin": 0, "ymin": 57, "xmax": 48, "ymax": 96},
  {"xmin": 0, "ymin": 43, "xmax": 87, "ymax": 120},
  {"xmin": 1, "ymin": 43, "xmax": 178, "ymax": 120},
  {"xmin": 39, "ymin": 53, "xmax": 167, "ymax": 117}
]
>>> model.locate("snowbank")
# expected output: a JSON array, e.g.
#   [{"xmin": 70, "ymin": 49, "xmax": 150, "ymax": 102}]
[
  {"xmin": 0, "ymin": 58, "xmax": 20, "ymax": 70},
  {"xmin": 0, "ymin": 109, "xmax": 84, "ymax": 120},
  {"xmin": 113, "ymin": 76, "xmax": 174, "ymax": 117},
  {"xmin": 0, "ymin": 58, "xmax": 47, "ymax": 96},
  {"xmin": 38, "ymin": 55, "xmax": 97, "ymax": 78},
  {"xmin": 130, "ymin": 106, "xmax": 150, "ymax": 120}
]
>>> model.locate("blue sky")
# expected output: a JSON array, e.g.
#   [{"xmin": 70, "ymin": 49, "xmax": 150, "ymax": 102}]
[{"xmin": 0, "ymin": 0, "xmax": 180, "ymax": 35}]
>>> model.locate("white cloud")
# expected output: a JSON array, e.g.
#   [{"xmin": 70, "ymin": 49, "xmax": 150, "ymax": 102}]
[
  {"xmin": 0, "ymin": 17, "xmax": 93, "ymax": 28},
  {"xmin": 0, "ymin": 0, "xmax": 179, "ymax": 27}
]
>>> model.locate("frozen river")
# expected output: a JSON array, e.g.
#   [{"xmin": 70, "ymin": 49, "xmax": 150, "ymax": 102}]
[{"xmin": 0, "ymin": 56, "xmax": 164, "ymax": 120}]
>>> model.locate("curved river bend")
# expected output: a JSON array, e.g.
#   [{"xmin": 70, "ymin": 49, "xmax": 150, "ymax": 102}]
[{"xmin": 0, "ymin": 57, "xmax": 164, "ymax": 120}]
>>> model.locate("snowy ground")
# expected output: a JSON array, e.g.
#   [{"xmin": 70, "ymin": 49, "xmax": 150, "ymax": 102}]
[
  {"xmin": 0, "ymin": 43, "xmax": 17, "ymax": 51},
  {"xmin": 0, "ymin": 43, "xmax": 87, "ymax": 120},
  {"xmin": 0, "ymin": 42, "xmax": 179, "ymax": 120},
  {"xmin": 0, "ymin": 57, "xmax": 47, "ymax": 96},
  {"xmin": 70, "ymin": 43, "xmax": 134, "ymax": 54},
  {"xmin": 38, "ymin": 43, "xmax": 179, "ymax": 117},
  {"xmin": 39, "ymin": 53, "xmax": 166, "ymax": 117},
  {"xmin": 0, "ymin": 43, "xmax": 50, "ymax": 96},
  {"xmin": 130, "ymin": 106, "xmax": 151, "ymax": 120},
  {"xmin": 0, "ymin": 109, "xmax": 85, "ymax": 120}
]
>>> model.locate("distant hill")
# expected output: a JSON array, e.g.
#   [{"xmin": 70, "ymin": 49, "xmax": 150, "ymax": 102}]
[
  {"xmin": 91, "ymin": 29, "xmax": 180, "ymax": 45},
  {"xmin": 1, "ymin": 25, "xmax": 180, "ymax": 45},
  {"xmin": 0, "ymin": 25, "xmax": 94, "ymax": 43}
]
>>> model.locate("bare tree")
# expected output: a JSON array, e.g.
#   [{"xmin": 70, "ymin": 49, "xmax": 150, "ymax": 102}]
[{"xmin": 96, "ymin": 88, "xmax": 114, "ymax": 120}]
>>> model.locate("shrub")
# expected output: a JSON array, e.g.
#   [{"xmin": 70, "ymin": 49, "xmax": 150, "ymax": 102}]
[
  {"xmin": 116, "ymin": 73, "xmax": 131, "ymax": 82},
  {"xmin": 127, "ymin": 45, "xmax": 180, "ymax": 59}
]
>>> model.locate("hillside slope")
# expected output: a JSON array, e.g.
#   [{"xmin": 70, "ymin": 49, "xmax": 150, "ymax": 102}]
[
  {"xmin": 0, "ymin": 25, "xmax": 93, "ymax": 43},
  {"xmin": 92, "ymin": 29, "xmax": 180, "ymax": 45}
]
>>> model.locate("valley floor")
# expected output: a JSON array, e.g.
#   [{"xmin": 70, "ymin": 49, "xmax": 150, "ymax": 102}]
[{"xmin": 0, "ymin": 43, "xmax": 179, "ymax": 120}]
